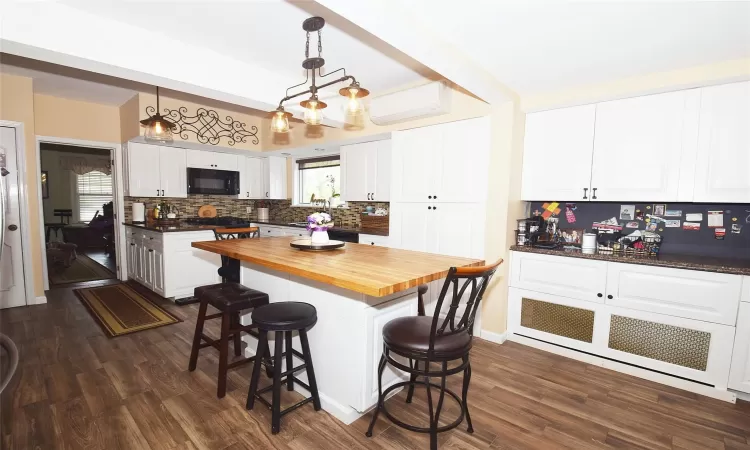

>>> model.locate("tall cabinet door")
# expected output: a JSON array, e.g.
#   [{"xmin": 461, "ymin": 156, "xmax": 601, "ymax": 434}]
[
  {"xmin": 522, "ymin": 105, "xmax": 596, "ymax": 201},
  {"xmin": 435, "ymin": 117, "xmax": 490, "ymax": 203},
  {"xmin": 342, "ymin": 141, "xmax": 377, "ymax": 202},
  {"xmin": 391, "ymin": 125, "xmax": 440, "ymax": 203},
  {"xmin": 388, "ymin": 203, "xmax": 432, "ymax": 253},
  {"xmin": 590, "ymin": 90, "xmax": 693, "ymax": 201},
  {"xmin": 127, "ymin": 142, "xmax": 161, "ymax": 197},
  {"xmin": 266, "ymin": 156, "xmax": 287, "ymax": 200},
  {"xmin": 158, "ymin": 146, "xmax": 187, "ymax": 198},
  {"xmin": 429, "ymin": 203, "xmax": 485, "ymax": 259},
  {"xmin": 694, "ymin": 81, "xmax": 750, "ymax": 203},
  {"xmin": 246, "ymin": 157, "xmax": 264, "ymax": 199}
]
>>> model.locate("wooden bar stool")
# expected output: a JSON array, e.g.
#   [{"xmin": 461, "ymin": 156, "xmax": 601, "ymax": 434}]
[
  {"xmin": 246, "ymin": 302, "xmax": 321, "ymax": 434},
  {"xmin": 365, "ymin": 260, "xmax": 504, "ymax": 450},
  {"xmin": 188, "ymin": 283, "xmax": 273, "ymax": 398}
]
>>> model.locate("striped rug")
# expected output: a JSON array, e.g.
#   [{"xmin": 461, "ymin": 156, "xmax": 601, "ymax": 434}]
[{"xmin": 74, "ymin": 283, "xmax": 181, "ymax": 337}]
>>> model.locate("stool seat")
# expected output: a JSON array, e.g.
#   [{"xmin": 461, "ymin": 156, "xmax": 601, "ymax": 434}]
[
  {"xmin": 194, "ymin": 283, "xmax": 269, "ymax": 312},
  {"xmin": 251, "ymin": 302, "xmax": 317, "ymax": 331},
  {"xmin": 383, "ymin": 316, "xmax": 472, "ymax": 359}
]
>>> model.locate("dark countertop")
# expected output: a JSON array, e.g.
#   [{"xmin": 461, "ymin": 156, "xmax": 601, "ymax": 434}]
[
  {"xmin": 510, "ymin": 245, "xmax": 750, "ymax": 276},
  {"xmin": 123, "ymin": 220, "xmax": 389, "ymax": 237}
]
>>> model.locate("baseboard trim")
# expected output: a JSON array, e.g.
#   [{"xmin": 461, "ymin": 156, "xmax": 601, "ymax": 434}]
[
  {"xmin": 508, "ymin": 333, "xmax": 737, "ymax": 403},
  {"xmin": 479, "ymin": 330, "xmax": 507, "ymax": 344},
  {"xmin": 30, "ymin": 295, "xmax": 47, "ymax": 305},
  {"xmin": 734, "ymin": 390, "xmax": 750, "ymax": 402}
]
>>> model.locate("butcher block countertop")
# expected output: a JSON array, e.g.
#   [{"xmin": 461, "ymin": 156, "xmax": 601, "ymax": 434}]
[{"xmin": 192, "ymin": 237, "xmax": 484, "ymax": 297}]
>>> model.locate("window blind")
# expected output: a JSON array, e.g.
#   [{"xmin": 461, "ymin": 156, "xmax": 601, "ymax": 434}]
[
  {"xmin": 77, "ymin": 171, "xmax": 112, "ymax": 222},
  {"xmin": 298, "ymin": 155, "xmax": 340, "ymax": 170}
]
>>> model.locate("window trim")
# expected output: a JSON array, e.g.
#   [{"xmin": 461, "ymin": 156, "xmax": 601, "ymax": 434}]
[
  {"xmin": 292, "ymin": 154, "xmax": 344, "ymax": 207},
  {"xmin": 74, "ymin": 170, "xmax": 113, "ymax": 223}
]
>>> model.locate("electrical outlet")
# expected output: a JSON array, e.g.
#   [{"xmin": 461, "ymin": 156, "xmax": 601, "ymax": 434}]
[{"xmin": 246, "ymin": 206, "xmax": 252, "ymax": 213}]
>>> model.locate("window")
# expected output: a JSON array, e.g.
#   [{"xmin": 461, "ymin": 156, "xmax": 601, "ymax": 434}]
[
  {"xmin": 76, "ymin": 171, "xmax": 112, "ymax": 222},
  {"xmin": 297, "ymin": 156, "xmax": 340, "ymax": 205}
]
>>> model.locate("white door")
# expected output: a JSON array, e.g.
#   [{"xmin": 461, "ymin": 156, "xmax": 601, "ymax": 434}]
[
  {"xmin": 266, "ymin": 156, "xmax": 287, "ymax": 200},
  {"xmin": 429, "ymin": 203, "xmax": 485, "ymax": 259},
  {"xmin": 388, "ymin": 203, "xmax": 431, "ymax": 253},
  {"xmin": 391, "ymin": 126, "xmax": 439, "ymax": 203},
  {"xmin": 590, "ymin": 90, "xmax": 693, "ymax": 201},
  {"xmin": 729, "ymin": 302, "xmax": 750, "ymax": 393},
  {"xmin": 127, "ymin": 142, "xmax": 162, "ymax": 197},
  {"xmin": 434, "ymin": 117, "xmax": 490, "ymax": 204},
  {"xmin": 0, "ymin": 126, "xmax": 27, "ymax": 309},
  {"xmin": 694, "ymin": 81, "xmax": 750, "ymax": 203},
  {"xmin": 342, "ymin": 141, "xmax": 376, "ymax": 202},
  {"xmin": 158, "ymin": 146, "xmax": 187, "ymax": 198},
  {"xmin": 522, "ymin": 105, "xmax": 596, "ymax": 201}
]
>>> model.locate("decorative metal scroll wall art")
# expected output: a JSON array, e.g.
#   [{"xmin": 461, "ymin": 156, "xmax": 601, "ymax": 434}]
[{"xmin": 144, "ymin": 105, "xmax": 259, "ymax": 147}]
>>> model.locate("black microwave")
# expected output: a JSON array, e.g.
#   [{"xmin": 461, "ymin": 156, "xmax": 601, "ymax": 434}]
[{"xmin": 187, "ymin": 168, "xmax": 240, "ymax": 195}]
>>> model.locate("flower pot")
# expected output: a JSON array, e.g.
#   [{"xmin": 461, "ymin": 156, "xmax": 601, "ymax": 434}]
[
  {"xmin": 257, "ymin": 208, "xmax": 269, "ymax": 221},
  {"xmin": 311, "ymin": 230, "xmax": 330, "ymax": 244}
]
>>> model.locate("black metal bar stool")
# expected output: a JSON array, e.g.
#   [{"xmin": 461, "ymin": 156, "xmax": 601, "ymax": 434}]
[
  {"xmin": 246, "ymin": 302, "xmax": 321, "ymax": 434},
  {"xmin": 365, "ymin": 259, "xmax": 504, "ymax": 450}
]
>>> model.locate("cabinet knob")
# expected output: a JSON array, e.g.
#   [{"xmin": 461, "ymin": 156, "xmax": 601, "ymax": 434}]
[
  {"xmin": 583, "ymin": 188, "xmax": 588, "ymax": 200},
  {"xmin": 370, "ymin": 242, "xmax": 375, "ymax": 245},
  {"xmin": 148, "ymin": 249, "xmax": 154, "ymax": 253},
  {"xmin": 433, "ymin": 206, "xmax": 437, "ymax": 210},
  {"xmin": 607, "ymin": 294, "xmax": 613, "ymax": 299},
  {"xmin": 434, "ymin": 195, "xmax": 437, "ymax": 200},
  {"xmin": 130, "ymin": 243, "xmax": 135, "ymax": 246},
  {"xmin": 428, "ymin": 195, "xmax": 432, "ymax": 199},
  {"xmin": 597, "ymin": 293, "xmax": 603, "ymax": 298},
  {"xmin": 428, "ymin": 206, "xmax": 432, "ymax": 210}
]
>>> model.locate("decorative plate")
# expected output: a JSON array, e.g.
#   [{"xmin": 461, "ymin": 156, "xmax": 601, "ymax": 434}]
[{"xmin": 290, "ymin": 239, "xmax": 346, "ymax": 251}]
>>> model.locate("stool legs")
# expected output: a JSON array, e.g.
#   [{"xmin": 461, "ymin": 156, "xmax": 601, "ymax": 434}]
[
  {"xmin": 188, "ymin": 299, "xmax": 208, "ymax": 372},
  {"xmin": 462, "ymin": 357, "xmax": 473, "ymax": 433},
  {"xmin": 405, "ymin": 359, "xmax": 419, "ymax": 403},
  {"xmin": 285, "ymin": 331, "xmax": 294, "ymax": 391},
  {"xmin": 365, "ymin": 353, "xmax": 387, "ymax": 437},
  {"xmin": 246, "ymin": 331, "xmax": 267, "ymax": 410},
  {"xmin": 299, "ymin": 329, "xmax": 321, "ymax": 411},
  {"xmin": 233, "ymin": 313, "xmax": 243, "ymax": 357},
  {"xmin": 217, "ymin": 312, "xmax": 231, "ymax": 398},
  {"xmin": 271, "ymin": 331, "xmax": 284, "ymax": 434}
]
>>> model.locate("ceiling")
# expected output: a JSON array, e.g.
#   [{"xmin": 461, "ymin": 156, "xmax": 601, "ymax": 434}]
[
  {"xmin": 58, "ymin": 0, "xmax": 433, "ymax": 96},
  {"xmin": 403, "ymin": 0, "xmax": 750, "ymax": 96}
]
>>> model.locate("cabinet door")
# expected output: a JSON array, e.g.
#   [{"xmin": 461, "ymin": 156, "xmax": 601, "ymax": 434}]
[
  {"xmin": 391, "ymin": 126, "xmax": 439, "ymax": 202},
  {"xmin": 143, "ymin": 248, "xmax": 155, "ymax": 289},
  {"xmin": 374, "ymin": 140, "xmax": 391, "ymax": 202},
  {"xmin": 135, "ymin": 241, "xmax": 145, "ymax": 283},
  {"xmin": 342, "ymin": 142, "xmax": 377, "ymax": 202},
  {"xmin": 429, "ymin": 203, "xmax": 485, "ymax": 259},
  {"xmin": 388, "ymin": 203, "xmax": 431, "ymax": 253},
  {"xmin": 590, "ymin": 90, "xmax": 692, "ymax": 201},
  {"xmin": 212, "ymin": 152, "xmax": 239, "ymax": 171},
  {"xmin": 158, "ymin": 146, "xmax": 187, "ymax": 198},
  {"xmin": 605, "ymin": 262, "xmax": 742, "ymax": 325},
  {"xmin": 510, "ymin": 251, "xmax": 608, "ymax": 303},
  {"xmin": 694, "ymin": 81, "xmax": 750, "ymax": 203},
  {"xmin": 245, "ymin": 157, "xmax": 264, "ymax": 199},
  {"xmin": 261, "ymin": 158, "xmax": 270, "ymax": 199},
  {"xmin": 434, "ymin": 117, "xmax": 490, "ymax": 203},
  {"xmin": 522, "ymin": 105, "xmax": 596, "ymax": 201},
  {"xmin": 126, "ymin": 239, "xmax": 135, "ymax": 279},
  {"xmin": 729, "ymin": 302, "xmax": 750, "ymax": 393},
  {"xmin": 127, "ymin": 142, "xmax": 161, "ymax": 197},
  {"xmin": 152, "ymin": 248, "xmax": 165, "ymax": 296},
  {"xmin": 186, "ymin": 149, "xmax": 238, "ymax": 170},
  {"xmin": 266, "ymin": 156, "xmax": 287, "ymax": 199}
]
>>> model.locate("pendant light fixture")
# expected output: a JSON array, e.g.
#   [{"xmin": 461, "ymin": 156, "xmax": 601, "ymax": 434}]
[
  {"xmin": 140, "ymin": 87, "xmax": 175, "ymax": 143},
  {"xmin": 270, "ymin": 16, "xmax": 370, "ymax": 133}
]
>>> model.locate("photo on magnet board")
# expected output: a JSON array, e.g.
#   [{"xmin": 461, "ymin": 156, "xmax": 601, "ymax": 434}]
[
  {"xmin": 560, "ymin": 229, "xmax": 584, "ymax": 245},
  {"xmin": 619, "ymin": 205, "xmax": 635, "ymax": 221},
  {"xmin": 653, "ymin": 204, "xmax": 666, "ymax": 216}
]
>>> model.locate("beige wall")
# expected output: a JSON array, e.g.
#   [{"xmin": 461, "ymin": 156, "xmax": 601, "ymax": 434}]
[
  {"xmin": 138, "ymin": 93, "xmax": 265, "ymax": 152},
  {"xmin": 34, "ymin": 94, "xmax": 121, "ymax": 143},
  {"xmin": 0, "ymin": 73, "xmax": 44, "ymax": 297},
  {"xmin": 119, "ymin": 94, "xmax": 141, "ymax": 142}
]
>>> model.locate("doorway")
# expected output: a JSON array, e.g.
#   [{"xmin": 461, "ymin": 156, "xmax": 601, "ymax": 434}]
[{"xmin": 40, "ymin": 143, "xmax": 118, "ymax": 287}]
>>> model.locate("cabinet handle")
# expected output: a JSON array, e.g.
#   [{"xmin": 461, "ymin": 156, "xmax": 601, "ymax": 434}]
[
  {"xmin": 266, "ymin": 192, "xmax": 269, "ymax": 197},
  {"xmin": 247, "ymin": 192, "xmax": 249, "ymax": 197},
  {"xmin": 592, "ymin": 188, "xmax": 598, "ymax": 200},
  {"xmin": 372, "ymin": 193, "xmax": 375, "ymax": 200},
  {"xmin": 130, "ymin": 243, "xmax": 135, "ymax": 246},
  {"xmin": 148, "ymin": 249, "xmax": 154, "ymax": 253},
  {"xmin": 156, "ymin": 189, "xmax": 160, "ymax": 196},
  {"xmin": 597, "ymin": 293, "xmax": 603, "ymax": 298},
  {"xmin": 583, "ymin": 188, "xmax": 588, "ymax": 199},
  {"xmin": 607, "ymin": 294, "xmax": 613, "ymax": 299},
  {"xmin": 161, "ymin": 189, "xmax": 164, "ymax": 196}
]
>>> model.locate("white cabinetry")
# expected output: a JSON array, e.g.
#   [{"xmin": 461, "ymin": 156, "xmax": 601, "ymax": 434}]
[
  {"xmin": 510, "ymin": 251, "xmax": 608, "ymax": 303},
  {"xmin": 341, "ymin": 140, "xmax": 391, "ymax": 202},
  {"xmin": 392, "ymin": 116, "xmax": 489, "ymax": 203},
  {"xmin": 521, "ymin": 105, "xmax": 596, "ymax": 201},
  {"xmin": 694, "ymin": 81, "xmax": 750, "ymax": 203},
  {"xmin": 186, "ymin": 149, "xmax": 238, "ymax": 170},
  {"xmin": 238, "ymin": 156, "xmax": 264, "ymax": 199},
  {"xmin": 729, "ymin": 302, "xmax": 750, "ymax": 394},
  {"xmin": 126, "ymin": 142, "xmax": 187, "ymax": 198},
  {"xmin": 263, "ymin": 156, "xmax": 287, "ymax": 200},
  {"xmin": 359, "ymin": 234, "xmax": 391, "ymax": 247}
]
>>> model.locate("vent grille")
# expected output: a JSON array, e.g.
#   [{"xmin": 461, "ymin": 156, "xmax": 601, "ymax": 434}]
[{"xmin": 520, "ymin": 298, "xmax": 595, "ymax": 343}]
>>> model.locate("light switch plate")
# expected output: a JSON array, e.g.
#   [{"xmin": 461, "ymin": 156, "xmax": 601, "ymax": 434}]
[{"xmin": 246, "ymin": 206, "xmax": 252, "ymax": 213}]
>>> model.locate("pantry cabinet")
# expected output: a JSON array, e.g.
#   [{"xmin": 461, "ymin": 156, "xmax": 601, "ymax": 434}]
[
  {"xmin": 391, "ymin": 116, "xmax": 489, "ymax": 204},
  {"xmin": 125, "ymin": 142, "xmax": 187, "ymax": 198},
  {"xmin": 694, "ymin": 81, "xmax": 750, "ymax": 203},
  {"xmin": 341, "ymin": 140, "xmax": 391, "ymax": 202}
]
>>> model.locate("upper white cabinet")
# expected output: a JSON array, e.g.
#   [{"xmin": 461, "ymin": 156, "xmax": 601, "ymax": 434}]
[
  {"xmin": 522, "ymin": 105, "xmax": 596, "ymax": 201},
  {"xmin": 392, "ymin": 116, "xmax": 490, "ymax": 203},
  {"xmin": 341, "ymin": 140, "xmax": 391, "ymax": 202},
  {"xmin": 125, "ymin": 142, "xmax": 187, "ymax": 198},
  {"xmin": 694, "ymin": 81, "xmax": 750, "ymax": 203},
  {"xmin": 521, "ymin": 82, "xmax": 746, "ymax": 203},
  {"xmin": 238, "ymin": 156, "xmax": 264, "ymax": 199},
  {"xmin": 263, "ymin": 156, "xmax": 287, "ymax": 200},
  {"xmin": 186, "ymin": 149, "xmax": 238, "ymax": 170}
]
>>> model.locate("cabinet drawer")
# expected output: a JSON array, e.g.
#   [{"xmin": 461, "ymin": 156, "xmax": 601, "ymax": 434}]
[
  {"xmin": 359, "ymin": 234, "xmax": 390, "ymax": 247},
  {"xmin": 605, "ymin": 262, "xmax": 742, "ymax": 325},
  {"xmin": 510, "ymin": 251, "xmax": 607, "ymax": 303},
  {"xmin": 259, "ymin": 226, "xmax": 285, "ymax": 237}
]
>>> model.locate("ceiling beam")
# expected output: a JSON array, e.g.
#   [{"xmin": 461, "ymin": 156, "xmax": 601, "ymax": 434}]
[{"xmin": 312, "ymin": 0, "xmax": 517, "ymax": 105}]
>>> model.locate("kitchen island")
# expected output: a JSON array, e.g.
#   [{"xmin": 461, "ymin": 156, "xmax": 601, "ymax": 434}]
[{"xmin": 192, "ymin": 236, "xmax": 483, "ymax": 424}]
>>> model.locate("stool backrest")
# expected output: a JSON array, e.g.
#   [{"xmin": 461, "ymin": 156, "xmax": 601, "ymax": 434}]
[
  {"xmin": 213, "ymin": 227, "xmax": 260, "ymax": 240},
  {"xmin": 428, "ymin": 259, "xmax": 504, "ymax": 355}
]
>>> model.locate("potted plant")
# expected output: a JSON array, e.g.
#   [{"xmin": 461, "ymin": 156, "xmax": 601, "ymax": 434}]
[
  {"xmin": 307, "ymin": 212, "xmax": 334, "ymax": 244},
  {"xmin": 256, "ymin": 200, "xmax": 269, "ymax": 221}
]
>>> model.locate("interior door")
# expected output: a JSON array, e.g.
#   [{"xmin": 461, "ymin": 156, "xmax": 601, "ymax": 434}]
[
  {"xmin": 391, "ymin": 126, "xmax": 438, "ymax": 202},
  {"xmin": 158, "ymin": 146, "xmax": 187, "ymax": 198},
  {"xmin": 0, "ymin": 126, "xmax": 27, "ymax": 309},
  {"xmin": 590, "ymin": 90, "xmax": 691, "ymax": 201}
]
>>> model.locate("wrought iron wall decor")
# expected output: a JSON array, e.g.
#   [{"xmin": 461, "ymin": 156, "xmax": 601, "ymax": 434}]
[{"xmin": 144, "ymin": 105, "xmax": 259, "ymax": 147}]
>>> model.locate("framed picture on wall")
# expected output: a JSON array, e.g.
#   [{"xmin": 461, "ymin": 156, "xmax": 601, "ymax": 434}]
[{"xmin": 41, "ymin": 170, "xmax": 49, "ymax": 199}]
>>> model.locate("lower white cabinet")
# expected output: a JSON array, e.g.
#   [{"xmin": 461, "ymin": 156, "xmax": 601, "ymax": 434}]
[
  {"xmin": 510, "ymin": 251, "xmax": 608, "ymax": 303},
  {"xmin": 253, "ymin": 224, "xmax": 309, "ymax": 238},
  {"xmin": 729, "ymin": 302, "xmax": 750, "ymax": 393},
  {"xmin": 359, "ymin": 234, "xmax": 391, "ymax": 247},
  {"xmin": 126, "ymin": 228, "xmax": 221, "ymax": 299}
]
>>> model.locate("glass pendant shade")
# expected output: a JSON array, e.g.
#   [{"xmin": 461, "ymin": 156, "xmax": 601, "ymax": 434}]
[
  {"xmin": 344, "ymin": 88, "xmax": 364, "ymax": 114},
  {"xmin": 300, "ymin": 96, "xmax": 327, "ymax": 126},
  {"xmin": 270, "ymin": 109, "xmax": 292, "ymax": 133},
  {"xmin": 142, "ymin": 115, "xmax": 174, "ymax": 143}
]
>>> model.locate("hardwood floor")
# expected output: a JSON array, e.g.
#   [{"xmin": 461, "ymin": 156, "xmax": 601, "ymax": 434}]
[{"xmin": 2, "ymin": 283, "xmax": 749, "ymax": 449}]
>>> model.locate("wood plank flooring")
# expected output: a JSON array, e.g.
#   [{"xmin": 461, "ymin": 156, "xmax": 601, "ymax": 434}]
[{"xmin": 2, "ymin": 282, "xmax": 749, "ymax": 449}]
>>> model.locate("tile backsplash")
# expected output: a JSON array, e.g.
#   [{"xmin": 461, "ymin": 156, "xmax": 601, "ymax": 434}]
[{"xmin": 123, "ymin": 196, "xmax": 388, "ymax": 228}]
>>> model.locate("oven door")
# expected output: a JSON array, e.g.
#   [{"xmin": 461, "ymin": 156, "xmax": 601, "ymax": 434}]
[{"xmin": 187, "ymin": 168, "xmax": 240, "ymax": 195}]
